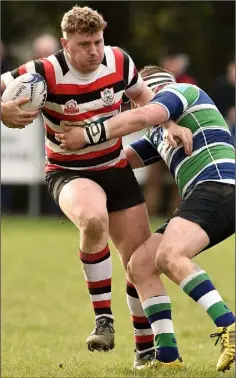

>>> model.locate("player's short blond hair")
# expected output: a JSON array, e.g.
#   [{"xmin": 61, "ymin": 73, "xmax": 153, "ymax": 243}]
[{"xmin": 61, "ymin": 5, "xmax": 107, "ymax": 36}]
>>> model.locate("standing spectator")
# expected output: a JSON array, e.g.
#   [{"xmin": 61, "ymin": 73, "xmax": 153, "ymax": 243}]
[
  {"xmin": 0, "ymin": 40, "xmax": 15, "ymax": 74},
  {"xmin": 211, "ymin": 60, "xmax": 235, "ymax": 142},
  {"xmin": 161, "ymin": 53, "xmax": 197, "ymax": 84},
  {"xmin": 1, "ymin": 40, "xmax": 15, "ymax": 213},
  {"xmin": 32, "ymin": 33, "xmax": 59, "ymax": 59}
]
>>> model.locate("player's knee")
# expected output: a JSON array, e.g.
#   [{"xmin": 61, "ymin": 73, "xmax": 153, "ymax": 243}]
[
  {"xmin": 76, "ymin": 208, "xmax": 108, "ymax": 241},
  {"xmin": 155, "ymin": 246, "xmax": 176, "ymax": 274},
  {"xmin": 127, "ymin": 260, "xmax": 138, "ymax": 284},
  {"xmin": 119, "ymin": 254, "xmax": 130, "ymax": 271},
  {"xmin": 127, "ymin": 251, "xmax": 154, "ymax": 285}
]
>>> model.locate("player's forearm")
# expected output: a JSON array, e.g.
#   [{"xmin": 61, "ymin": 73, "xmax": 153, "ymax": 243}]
[
  {"xmin": 84, "ymin": 108, "xmax": 148, "ymax": 145},
  {"xmin": 105, "ymin": 108, "xmax": 149, "ymax": 139},
  {"xmin": 104, "ymin": 103, "xmax": 169, "ymax": 139},
  {"xmin": 84, "ymin": 104, "xmax": 168, "ymax": 145}
]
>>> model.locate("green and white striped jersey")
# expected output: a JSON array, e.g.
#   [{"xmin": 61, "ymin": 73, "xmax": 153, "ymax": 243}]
[{"xmin": 130, "ymin": 83, "xmax": 235, "ymax": 197}]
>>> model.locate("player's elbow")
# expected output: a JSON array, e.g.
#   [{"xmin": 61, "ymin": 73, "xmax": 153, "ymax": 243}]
[{"xmin": 142, "ymin": 104, "xmax": 169, "ymax": 126}]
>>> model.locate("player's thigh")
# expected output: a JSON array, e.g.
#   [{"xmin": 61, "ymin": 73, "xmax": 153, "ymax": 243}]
[
  {"xmin": 156, "ymin": 182, "xmax": 235, "ymax": 262},
  {"xmin": 59, "ymin": 178, "xmax": 108, "ymax": 226},
  {"xmin": 157, "ymin": 216, "xmax": 210, "ymax": 262},
  {"xmin": 109, "ymin": 202, "xmax": 151, "ymax": 266}
]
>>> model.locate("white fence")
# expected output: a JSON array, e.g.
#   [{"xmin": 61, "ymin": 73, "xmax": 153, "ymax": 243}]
[{"xmin": 1, "ymin": 117, "xmax": 45, "ymax": 216}]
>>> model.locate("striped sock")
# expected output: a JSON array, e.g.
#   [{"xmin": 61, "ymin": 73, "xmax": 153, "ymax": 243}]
[
  {"xmin": 142, "ymin": 296, "xmax": 179, "ymax": 362},
  {"xmin": 79, "ymin": 245, "xmax": 113, "ymax": 321},
  {"xmin": 126, "ymin": 280, "xmax": 154, "ymax": 356},
  {"xmin": 180, "ymin": 270, "xmax": 235, "ymax": 327}
]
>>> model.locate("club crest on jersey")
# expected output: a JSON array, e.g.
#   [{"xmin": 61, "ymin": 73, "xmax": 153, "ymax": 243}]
[
  {"xmin": 64, "ymin": 100, "xmax": 80, "ymax": 114},
  {"xmin": 100, "ymin": 87, "xmax": 115, "ymax": 106}
]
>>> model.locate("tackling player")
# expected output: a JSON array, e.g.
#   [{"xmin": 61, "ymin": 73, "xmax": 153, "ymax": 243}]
[{"xmin": 60, "ymin": 65, "xmax": 235, "ymax": 372}]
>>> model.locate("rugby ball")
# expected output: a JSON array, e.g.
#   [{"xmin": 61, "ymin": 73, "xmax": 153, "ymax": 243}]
[{"xmin": 2, "ymin": 73, "xmax": 47, "ymax": 111}]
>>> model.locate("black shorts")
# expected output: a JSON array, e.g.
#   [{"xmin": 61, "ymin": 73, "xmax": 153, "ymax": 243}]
[
  {"xmin": 155, "ymin": 182, "xmax": 235, "ymax": 251},
  {"xmin": 45, "ymin": 165, "xmax": 145, "ymax": 213}
]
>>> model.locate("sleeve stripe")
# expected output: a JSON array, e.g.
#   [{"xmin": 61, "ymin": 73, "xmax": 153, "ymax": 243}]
[
  {"xmin": 25, "ymin": 61, "xmax": 36, "ymax": 73},
  {"xmin": 126, "ymin": 73, "xmax": 138, "ymax": 90},
  {"xmin": 130, "ymin": 136, "xmax": 162, "ymax": 166},
  {"xmin": 40, "ymin": 58, "xmax": 56, "ymax": 91},
  {"xmin": 164, "ymin": 88, "xmax": 188, "ymax": 111},
  {"xmin": 101, "ymin": 52, "xmax": 107, "ymax": 67},
  {"xmin": 128, "ymin": 58, "xmax": 135, "ymax": 84},
  {"xmin": 113, "ymin": 47, "xmax": 130, "ymax": 85},
  {"xmin": 11, "ymin": 68, "xmax": 20, "ymax": 79},
  {"xmin": 18, "ymin": 64, "xmax": 27, "ymax": 75},
  {"xmin": 122, "ymin": 49, "xmax": 130, "ymax": 85},
  {"xmin": 125, "ymin": 75, "xmax": 143, "ymax": 95},
  {"xmin": 34, "ymin": 60, "xmax": 46, "ymax": 80},
  {"xmin": 111, "ymin": 47, "xmax": 124, "ymax": 78},
  {"xmin": 54, "ymin": 50, "xmax": 69, "ymax": 76}
]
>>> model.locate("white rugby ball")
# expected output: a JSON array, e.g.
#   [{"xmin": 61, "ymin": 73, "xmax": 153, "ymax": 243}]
[{"xmin": 2, "ymin": 73, "xmax": 47, "ymax": 111}]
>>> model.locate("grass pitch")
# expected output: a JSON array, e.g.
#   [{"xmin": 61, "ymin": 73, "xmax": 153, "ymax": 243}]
[{"xmin": 1, "ymin": 216, "xmax": 235, "ymax": 377}]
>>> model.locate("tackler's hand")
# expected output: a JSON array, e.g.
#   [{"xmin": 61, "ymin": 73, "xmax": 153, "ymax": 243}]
[
  {"xmin": 55, "ymin": 124, "xmax": 86, "ymax": 150},
  {"xmin": 164, "ymin": 119, "xmax": 193, "ymax": 156}
]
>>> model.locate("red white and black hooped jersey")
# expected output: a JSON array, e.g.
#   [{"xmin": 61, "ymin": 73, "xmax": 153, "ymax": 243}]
[{"xmin": 2, "ymin": 46, "xmax": 143, "ymax": 172}]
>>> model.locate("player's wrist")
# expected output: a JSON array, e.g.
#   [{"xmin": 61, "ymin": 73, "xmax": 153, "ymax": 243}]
[{"xmin": 84, "ymin": 121, "xmax": 110, "ymax": 145}]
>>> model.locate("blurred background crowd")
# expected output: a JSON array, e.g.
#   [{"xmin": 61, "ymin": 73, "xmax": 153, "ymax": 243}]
[{"xmin": 1, "ymin": 1, "xmax": 235, "ymax": 217}]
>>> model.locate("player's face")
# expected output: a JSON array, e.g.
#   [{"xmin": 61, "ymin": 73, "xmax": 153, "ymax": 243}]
[{"xmin": 61, "ymin": 31, "xmax": 104, "ymax": 74}]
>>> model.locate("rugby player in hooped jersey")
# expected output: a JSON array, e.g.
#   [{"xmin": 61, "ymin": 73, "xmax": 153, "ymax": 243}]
[
  {"xmin": 60, "ymin": 65, "xmax": 235, "ymax": 372},
  {"xmin": 0, "ymin": 6, "xmax": 193, "ymax": 369}
]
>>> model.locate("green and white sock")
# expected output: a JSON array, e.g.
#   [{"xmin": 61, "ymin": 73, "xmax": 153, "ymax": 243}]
[
  {"xmin": 142, "ymin": 296, "xmax": 180, "ymax": 362},
  {"xmin": 180, "ymin": 270, "xmax": 235, "ymax": 327}
]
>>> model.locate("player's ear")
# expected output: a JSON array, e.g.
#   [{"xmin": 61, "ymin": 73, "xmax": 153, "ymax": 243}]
[{"xmin": 60, "ymin": 38, "xmax": 68, "ymax": 51}]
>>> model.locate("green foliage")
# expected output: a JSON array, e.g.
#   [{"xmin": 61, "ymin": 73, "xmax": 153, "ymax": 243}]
[
  {"xmin": 2, "ymin": 1, "xmax": 234, "ymax": 88},
  {"xmin": 129, "ymin": 1, "xmax": 234, "ymax": 88},
  {"xmin": 1, "ymin": 1, "xmax": 87, "ymax": 42},
  {"xmin": 2, "ymin": 216, "xmax": 235, "ymax": 377}
]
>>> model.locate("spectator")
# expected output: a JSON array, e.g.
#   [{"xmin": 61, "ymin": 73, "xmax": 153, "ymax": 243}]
[
  {"xmin": 161, "ymin": 53, "xmax": 197, "ymax": 85},
  {"xmin": 1, "ymin": 40, "xmax": 15, "ymax": 74},
  {"xmin": 211, "ymin": 60, "xmax": 235, "ymax": 142},
  {"xmin": 32, "ymin": 33, "xmax": 59, "ymax": 59},
  {"xmin": 211, "ymin": 60, "xmax": 235, "ymax": 118},
  {"xmin": 1, "ymin": 40, "xmax": 16, "ymax": 213}
]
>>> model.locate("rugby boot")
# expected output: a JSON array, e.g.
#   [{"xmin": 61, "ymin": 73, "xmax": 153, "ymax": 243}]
[
  {"xmin": 142, "ymin": 356, "xmax": 185, "ymax": 370},
  {"xmin": 210, "ymin": 322, "xmax": 235, "ymax": 372},
  {"xmin": 86, "ymin": 316, "xmax": 115, "ymax": 351},
  {"xmin": 133, "ymin": 349, "xmax": 155, "ymax": 369}
]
